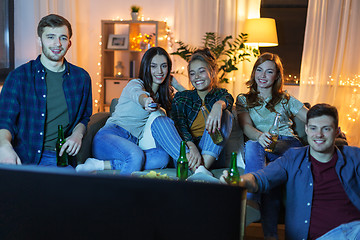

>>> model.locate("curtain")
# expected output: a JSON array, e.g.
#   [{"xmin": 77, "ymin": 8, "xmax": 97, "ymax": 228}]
[
  {"xmin": 173, "ymin": 0, "xmax": 261, "ymax": 167},
  {"xmin": 34, "ymin": 0, "xmax": 79, "ymax": 63},
  {"xmin": 299, "ymin": 0, "xmax": 360, "ymax": 146},
  {"xmin": 173, "ymin": 0, "xmax": 261, "ymax": 96},
  {"xmin": 14, "ymin": 0, "xmax": 79, "ymax": 66}
]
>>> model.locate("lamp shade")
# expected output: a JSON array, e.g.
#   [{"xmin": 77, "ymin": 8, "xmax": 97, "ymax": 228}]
[{"xmin": 244, "ymin": 18, "xmax": 278, "ymax": 47}]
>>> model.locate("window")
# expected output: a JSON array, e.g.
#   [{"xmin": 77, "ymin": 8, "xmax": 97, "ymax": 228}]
[
  {"xmin": 0, "ymin": 0, "xmax": 14, "ymax": 83},
  {"xmin": 260, "ymin": 0, "xmax": 308, "ymax": 85}
]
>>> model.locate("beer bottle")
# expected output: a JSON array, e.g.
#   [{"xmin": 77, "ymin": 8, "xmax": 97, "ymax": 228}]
[
  {"xmin": 56, "ymin": 125, "xmax": 69, "ymax": 167},
  {"xmin": 265, "ymin": 113, "xmax": 280, "ymax": 153},
  {"xmin": 200, "ymin": 106, "xmax": 223, "ymax": 144},
  {"xmin": 176, "ymin": 141, "xmax": 188, "ymax": 180},
  {"xmin": 227, "ymin": 152, "xmax": 240, "ymax": 185}
]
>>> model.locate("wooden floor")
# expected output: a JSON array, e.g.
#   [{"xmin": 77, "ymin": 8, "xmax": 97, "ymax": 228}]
[{"xmin": 244, "ymin": 223, "xmax": 285, "ymax": 240}]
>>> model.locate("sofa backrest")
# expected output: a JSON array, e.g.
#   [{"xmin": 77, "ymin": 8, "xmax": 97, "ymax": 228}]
[{"xmin": 110, "ymin": 98, "xmax": 119, "ymax": 116}]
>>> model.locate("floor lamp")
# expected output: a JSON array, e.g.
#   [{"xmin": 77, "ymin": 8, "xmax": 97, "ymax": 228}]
[{"xmin": 243, "ymin": 18, "xmax": 279, "ymax": 50}]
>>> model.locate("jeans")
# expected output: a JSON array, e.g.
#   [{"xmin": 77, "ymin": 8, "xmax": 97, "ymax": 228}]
[
  {"xmin": 151, "ymin": 110, "xmax": 233, "ymax": 167},
  {"xmin": 244, "ymin": 136, "xmax": 302, "ymax": 238},
  {"xmin": 39, "ymin": 150, "xmax": 74, "ymax": 170},
  {"xmin": 92, "ymin": 123, "xmax": 170, "ymax": 175},
  {"xmin": 316, "ymin": 221, "xmax": 360, "ymax": 240}
]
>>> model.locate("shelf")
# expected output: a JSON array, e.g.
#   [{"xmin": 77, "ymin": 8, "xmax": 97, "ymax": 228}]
[
  {"xmin": 103, "ymin": 49, "xmax": 144, "ymax": 53},
  {"xmin": 99, "ymin": 19, "xmax": 167, "ymax": 112},
  {"xmin": 104, "ymin": 76, "xmax": 131, "ymax": 80}
]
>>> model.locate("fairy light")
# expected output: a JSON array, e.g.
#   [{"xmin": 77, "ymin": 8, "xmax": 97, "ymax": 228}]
[
  {"xmin": 94, "ymin": 34, "xmax": 103, "ymax": 112},
  {"xmin": 300, "ymin": 74, "xmax": 360, "ymax": 145},
  {"xmin": 95, "ymin": 17, "xmax": 172, "ymax": 112},
  {"xmin": 303, "ymin": 74, "xmax": 360, "ymax": 87}
]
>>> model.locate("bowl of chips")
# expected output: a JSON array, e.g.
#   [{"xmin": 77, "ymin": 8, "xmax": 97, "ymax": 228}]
[{"xmin": 137, "ymin": 170, "xmax": 175, "ymax": 180}]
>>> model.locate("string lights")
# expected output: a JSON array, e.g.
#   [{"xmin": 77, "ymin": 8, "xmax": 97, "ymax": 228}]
[
  {"xmin": 94, "ymin": 17, "xmax": 172, "ymax": 113},
  {"xmin": 300, "ymin": 74, "xmax": 360, "ymax": 141},
  {"xmin": 301, "ymin": 74, "xmax": 360, "ymax": 87}
]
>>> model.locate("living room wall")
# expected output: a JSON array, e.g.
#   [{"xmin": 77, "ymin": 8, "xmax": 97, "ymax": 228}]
[
  {"xmin": 13, "ymin": 0, "xmax": 176, "ymax": 105},
  {"xmin": 12, "ymin": 0, "xmax": 300, "ymax": 103}
]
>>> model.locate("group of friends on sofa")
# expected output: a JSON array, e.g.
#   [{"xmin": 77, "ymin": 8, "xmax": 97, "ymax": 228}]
[{"xmin": 0, "ymin": 14, "xmax": 359, "ymax": 240}]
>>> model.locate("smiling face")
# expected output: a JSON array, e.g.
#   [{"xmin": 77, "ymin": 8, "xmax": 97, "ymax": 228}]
[
  {"xmin": 189, "ymin": 60, "xmax": 212, "ymax": 92},
  {"xmin": 305, "ymin": 115, "xmax": 339, "ymax": 158},
  {"xmin": 150, "ymin": 54, "xmax": 169, "ymax": 86},
  {"xmin": 39, "ymin": 26, "xmax": 71, "ymax": 64},
  {"xmin": 254, "ymin": 60, "xmax": 277, "ymax": 91}
]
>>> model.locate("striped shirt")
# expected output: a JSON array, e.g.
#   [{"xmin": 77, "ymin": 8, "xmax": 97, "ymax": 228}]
[{"xmin": 0, "ymin": 55, "xmax": 92, "ymax": 164}]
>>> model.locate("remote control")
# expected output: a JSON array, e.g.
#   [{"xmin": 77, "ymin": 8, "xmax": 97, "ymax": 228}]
[{"xmin": 148, "ymin": 103, "xmax": 158, "ymax": 108}]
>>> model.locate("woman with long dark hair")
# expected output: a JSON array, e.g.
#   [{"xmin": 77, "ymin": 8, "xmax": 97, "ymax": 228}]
[{"xmin": 76, "ymin": 47, "xmax": 184, "ymax": 174}]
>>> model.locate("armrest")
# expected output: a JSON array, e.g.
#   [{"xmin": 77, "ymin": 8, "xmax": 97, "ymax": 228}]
[
  {"xmin": 75, "ymin": 112, "xmax": 110, "ymax": 164},
  {"xmin": 292, "ymin": 115, "xmax": 307, "ymax": 145}
]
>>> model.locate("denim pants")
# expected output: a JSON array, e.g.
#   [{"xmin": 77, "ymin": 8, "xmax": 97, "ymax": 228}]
[
  {"xmin": 151, "ymin": 110, "xmax": 233, "ymax": 167},
  {"xmin": 39, "ymin": 150, "xmax": 74, "ymax": 170},
  {"xmin": 92, "ymin": 123, "xmax": 170, "ymax": 175},
  {"xmin": 244, "ymin": 136, "xmax": 302, "ymax": 238},
  {"xmin": 316, "ymin": 221, "xmax": 360, "ymax": 240}
]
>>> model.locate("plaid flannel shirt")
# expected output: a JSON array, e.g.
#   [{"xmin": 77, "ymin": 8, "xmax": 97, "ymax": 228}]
[
  {"xmin": 0, "ymin": 55, "xmax": 92, "ymax": 164},
  {"xmin": 170, "ymin": 88, "xmax": 234, "ymax": 142}
]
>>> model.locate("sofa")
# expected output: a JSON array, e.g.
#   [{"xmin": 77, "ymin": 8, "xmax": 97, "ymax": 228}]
[
  {"xmin": 75, "ymin": 99, "xmax": 348, "ymax": 229},
  {"xmin": 75, "ymin": 98, "xmax": 246, "ymax": 168},
  {"xmin": 76, "ymin": 98, "xmax": 314, "ymax": 169}
]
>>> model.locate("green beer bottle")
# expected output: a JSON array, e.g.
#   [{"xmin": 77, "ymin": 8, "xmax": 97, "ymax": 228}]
[
  {"xmin": 176, "ymin": 141, "xmax": 188, "ymax": 180},
  {"xmin": 227, "ymin": 152, "xmax": 240, "ymax": 185},
  {"xmin": 56, "ymin": 125, "xmax": 69, "ymax": 167}
]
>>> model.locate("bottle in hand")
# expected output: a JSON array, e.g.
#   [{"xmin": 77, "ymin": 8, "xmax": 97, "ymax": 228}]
[
  {"xmin": 200, "ymin": 106, "xmax": 224, "ymax": 144},
  {"xmin": 176, "ymin": 141, "xmax": 189, "ymax": 180},
  {"xmin": 56, "ymin": 125, "xmax": 69, "ymax": 167},
  {"xmin": 265, "ymin": 113, "xmax": 280, "ymax": 153},
  {"xmin": 227, "ymin": 152, "xmax": 240, "ymax": 185}
]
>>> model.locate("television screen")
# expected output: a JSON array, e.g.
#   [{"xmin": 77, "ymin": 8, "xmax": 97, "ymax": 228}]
[{"xmin": 0, "ymin": 165, "xmax": 247, "ymax": 240}]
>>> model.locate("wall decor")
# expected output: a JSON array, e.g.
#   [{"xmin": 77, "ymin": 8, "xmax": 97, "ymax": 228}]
[{"xmin": 107, "ymin": 34, "xmax": 129, "ymax": 50}]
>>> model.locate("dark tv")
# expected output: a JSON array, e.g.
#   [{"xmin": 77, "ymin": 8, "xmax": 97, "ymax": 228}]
[
  {"xmin": 0, "ymin": 165, "xmax": 247, "ymax": 240},
  {"xmin": 0, "ymin": 0, "xmax": 14, "ymax": 83}
]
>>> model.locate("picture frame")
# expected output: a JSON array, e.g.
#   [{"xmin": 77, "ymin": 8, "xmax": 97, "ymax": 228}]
[{"xmin": 107, "ymin": 34, "xmax": 129, "ymax": 50}]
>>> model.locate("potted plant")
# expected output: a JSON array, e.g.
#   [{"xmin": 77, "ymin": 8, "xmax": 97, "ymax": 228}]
[
  {"xmin": 130, "ymin": 5, "xmax": 141, "ymax": 21},
  {"xmin": 172, "ymin": 32, "xmax": 259, "ymax": 83}
]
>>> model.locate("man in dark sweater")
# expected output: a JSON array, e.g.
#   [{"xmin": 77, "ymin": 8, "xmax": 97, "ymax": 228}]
[{"xmin": 222, "ymin": 103, "xmax": 360, "ymax": 240}]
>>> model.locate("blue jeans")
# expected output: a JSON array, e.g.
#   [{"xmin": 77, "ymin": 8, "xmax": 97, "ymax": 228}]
[
  {"xmin": 316, "ymin": 221, "xmax": 360, "ymax": 240},
  {"xmin": 151, "ymin": 110, "xmax": 233, "ymax": 167},
  {"xmin": 39, "ymin": 150, "xmax": 74, "ymax": 170},
  {"xmin": 244, "ymin": 136, "xmax": 302, "ymax": 238},
  {"xmin": 92, "ymin": 123, "xmax": 170, "ymax": 175}
]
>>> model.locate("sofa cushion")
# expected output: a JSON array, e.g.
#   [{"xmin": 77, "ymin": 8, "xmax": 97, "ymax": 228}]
[{"xmin": 76, "ymin": 112, "xmax": 110, "ymax": 164}]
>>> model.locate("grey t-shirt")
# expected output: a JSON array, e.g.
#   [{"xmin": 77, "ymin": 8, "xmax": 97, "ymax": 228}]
[
  {"xmin": 236, "ymin": 94, "xmax": 304, "ymax": 137},
  {"xmin": 106, "ymin": 79, "xmax": 153, "ymax": 139},
  {"xmin": 43, "ymin": 68, "xmax": 69, "ymax": 151}
]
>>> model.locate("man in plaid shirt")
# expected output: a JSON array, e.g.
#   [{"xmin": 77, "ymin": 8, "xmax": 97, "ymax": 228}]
[{"xmin": 0, "ymin": 14, "xmax": 92, "ymax": 166}]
